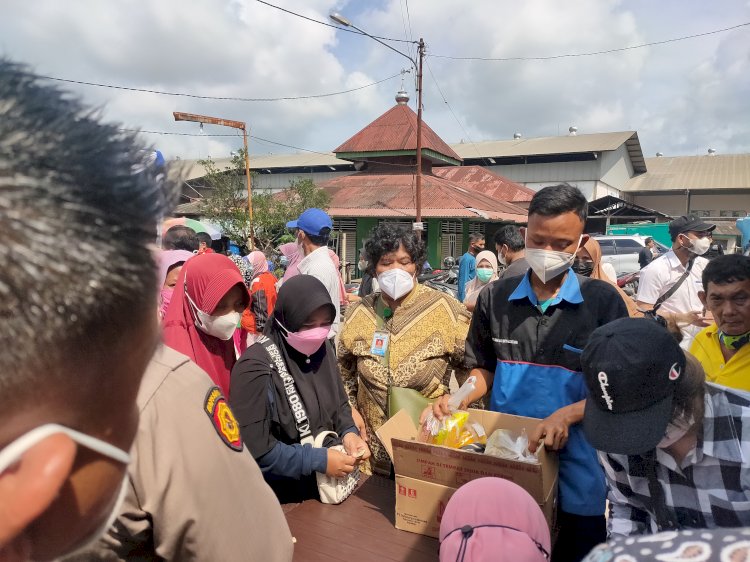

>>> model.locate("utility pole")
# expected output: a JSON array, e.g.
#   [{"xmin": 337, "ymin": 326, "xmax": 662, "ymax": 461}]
[{"xmin": 414, "ymin": 38, "xmax": 425, "ymax": 234}]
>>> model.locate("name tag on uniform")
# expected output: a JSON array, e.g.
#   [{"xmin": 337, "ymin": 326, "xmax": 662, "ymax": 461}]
[{"xmin": 371, "ymin": 331, "xmax": 389, "ymax": 357}]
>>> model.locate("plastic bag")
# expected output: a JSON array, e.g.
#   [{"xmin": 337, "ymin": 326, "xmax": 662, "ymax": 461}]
[
  {"xmin": 452, "ymin": 421, "xmax": 487, "ymax": 449},
  {"xmin": 420, "ymin": 376, "xmax": 477, "ymax": 443},
  {"xmin": 484, "ymin": 429, "xmax": 539, "ymax": 463}
]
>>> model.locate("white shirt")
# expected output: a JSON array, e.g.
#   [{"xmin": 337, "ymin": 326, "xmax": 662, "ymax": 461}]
[
  {"xmin": 298, "ymin": 246, "xmax": 342, "ymax": 336},
  {"xmin": 636, "ymin": 249, "xmax": 708, "ymax": 349}
]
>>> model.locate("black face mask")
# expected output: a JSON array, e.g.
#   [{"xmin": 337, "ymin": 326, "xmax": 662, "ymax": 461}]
[{"xmin": 572, "ymin": 259, "xmax": 594, "ymax": 277}]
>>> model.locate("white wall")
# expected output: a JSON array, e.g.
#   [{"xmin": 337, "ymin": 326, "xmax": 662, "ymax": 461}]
[
  {"xmin": 599, "ymin": 145, "xmax": 635, "ymax": 191},
  {"xmin": 485, "ymin": 160, "xmax": 602, "ymax": 184}
]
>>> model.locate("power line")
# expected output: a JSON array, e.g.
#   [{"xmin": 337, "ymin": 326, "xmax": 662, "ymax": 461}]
[
  {"xmin": 124, "ymin": 129, "xmax": 416, "ymax": 168},
  {"xmin": 37, "ymin": 71, "xmax": 402, "ymax": 102},
  {"xmin": 431, "ymin": 21, "xmax": 750, "ymax": 61},
  {"xmin": 255, "ymin": 0, "xmax": 414, "ymax": 44},
  {"xmin": 424, "ymin": 59, "xmax": 491, "ymax": 167}
]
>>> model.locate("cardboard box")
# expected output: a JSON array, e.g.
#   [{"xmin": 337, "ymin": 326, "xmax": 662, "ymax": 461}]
[{"xmin": 377, "ymin": 408, "xmax": 559, "ymax": 539}]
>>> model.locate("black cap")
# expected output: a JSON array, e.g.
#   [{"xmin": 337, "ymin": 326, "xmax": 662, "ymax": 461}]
[
  {"xmin": 669, "ymin": 214, "xmax": 716, "ymax": 240},
  {"xmin": 581, "ymin": 318, "xmax": 686, "ymax": 455}
]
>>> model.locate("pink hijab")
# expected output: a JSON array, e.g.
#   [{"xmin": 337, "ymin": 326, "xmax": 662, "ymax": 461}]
[
  {"xmin": 158, "ymin": 250, "xmax": 194, "ymax": 319},
  {"xmin": 439, "ymin": 478, "xmax": 550, "ymax": 562},
  {"xmin": 279, "ymin": 242, "xmax": 303, "ymax": 281},
  {"xmin": 278, "ymin": 243, "xmax": 347, "ymax": 305},
  {"xmin": 245, "ymin": 250, "xmax": 269, "ymax": 278}
]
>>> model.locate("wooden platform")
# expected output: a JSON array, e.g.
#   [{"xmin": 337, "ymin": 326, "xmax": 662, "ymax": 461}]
[{"xmin": 283, "ymin": 475, "xmax": 439, "ymax": 561}]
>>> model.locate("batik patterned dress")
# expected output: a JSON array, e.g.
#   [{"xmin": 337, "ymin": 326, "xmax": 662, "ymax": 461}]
[{"xmin": 337, "ymin": 284, "xmax": 471, "ymax": 475}]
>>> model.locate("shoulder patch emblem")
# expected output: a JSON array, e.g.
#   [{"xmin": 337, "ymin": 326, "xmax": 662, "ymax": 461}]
[{"xmin": 204, "ymin": 386, "xmax": 243, "ymax": 452}]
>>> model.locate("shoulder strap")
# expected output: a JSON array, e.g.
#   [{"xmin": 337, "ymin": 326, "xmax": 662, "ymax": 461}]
[
  {"xmin": 651, "ymin": 258, "xmax": 694, "ymax": 314},
  {"xmin": 257, "ymin": 336, "xmax": 314, "ymax": 445}
]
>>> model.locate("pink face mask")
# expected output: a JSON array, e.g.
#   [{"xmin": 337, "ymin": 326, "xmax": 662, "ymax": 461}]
[{"xmin": 277, "ymin": 319, "xmax": 329, "ymax": 356}]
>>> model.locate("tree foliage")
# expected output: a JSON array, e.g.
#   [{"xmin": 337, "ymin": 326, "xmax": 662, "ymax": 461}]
[{"xmin": 198, "ymin": 151, "xmax": 331, "ymax": 253}]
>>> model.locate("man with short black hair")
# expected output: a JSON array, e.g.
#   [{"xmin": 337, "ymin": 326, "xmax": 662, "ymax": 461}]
[
  {"xmin": 637, "ymin": 214, "xmax": 717, "ymax": 349},
  {"xmin": 287, "ymin": 208, "xmax": 342, "ymax": 335},
  {"xmin": 638, "ymin": 237, "xmax": 655, "ymax": 269},
  {"xmin": 431, "ymin": 184, "xmax": 628, "ymax": 562},
  {"xmin": 582, "ymin": 317, "xmax": 750, "ymax": 537},
  {"xmin": 494, "ymin": 224, "xmax": 528, "ymax": 278},
  {"xmin": 0, "ymin": 59, "xmax": 175, "ymax": 561},
  {"xmin": 162, "ymin": 225, "xmax": 199, "ymax": 252},
  {"xmin": 691, "ymin": 254, "xmax": 750, "ymax": 391},
  {"xmin": 457, "ymin": 233, "xmax": 485, "ymax": 301}
]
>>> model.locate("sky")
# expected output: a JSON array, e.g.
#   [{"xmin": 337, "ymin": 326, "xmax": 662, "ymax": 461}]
[{"xmin": 2, "ymin": 0, "xmax": 749, "ymax": 162}]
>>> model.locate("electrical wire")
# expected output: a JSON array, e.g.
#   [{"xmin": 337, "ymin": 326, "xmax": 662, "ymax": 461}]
[
  {"xmin": 37, "ymin": 71, "xmax": 402, "ymax": 101},
  {"xmin": 424, "ymin": 59, "xmax": 491, "ymax": 167},
  {"xmin": 122, "ymin": 129, "xmax": 416, "ymax": 168},
  {"xmin": 431, "ymin": 21, "xmax": 750, "ymax": 61},
  {"xmin": 255, "ymin": 0, "xmax": 414, "ymax": 44}
]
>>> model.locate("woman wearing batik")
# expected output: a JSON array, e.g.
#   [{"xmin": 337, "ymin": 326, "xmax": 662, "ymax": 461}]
[{"xmin": 337, "ymin": 223, "xmax": 471, "ymax": 475}]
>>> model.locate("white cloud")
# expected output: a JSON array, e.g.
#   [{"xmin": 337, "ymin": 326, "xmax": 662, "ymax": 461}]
[{"xmin": 1, "ymin": 0, "xmax": 747, "ymax": 161}]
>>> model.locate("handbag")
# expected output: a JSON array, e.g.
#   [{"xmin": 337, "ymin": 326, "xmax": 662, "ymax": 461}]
[
  {"xmin": 312, "ymin": 431, "xmax": 360, "ymax": 504},
  {"xmin": 258, "ymin": 336, "xmax": 359, "ymax": 505},
  {"xmin": 387, "ymin": 386, "xmax": 432, "ymax": 428}
]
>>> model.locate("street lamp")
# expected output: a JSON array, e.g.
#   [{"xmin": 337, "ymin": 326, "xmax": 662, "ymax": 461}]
[
  {"xmin": 173, "ymin": 111, "xmax": 254, "ymax": 249},
  {"xmin": 330, "ymin": 12, "xmax": 426, "ymax": 233}
]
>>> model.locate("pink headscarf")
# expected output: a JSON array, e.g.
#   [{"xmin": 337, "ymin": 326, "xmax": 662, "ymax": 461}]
[
  {"xmin": 158, "ymin": 250, "xmax": 194, "ymax": 319},
  {"xmin": 279, "ymin": 242, "xmax": 303, "ymax": 281},
  {"xmin": 327, "ymin": 249, "xmax": 348, "ymax": 306},
  {"xmin": 439, "ymin": 478, "xmax": 550, "ymax": 562},
  {"xmin": 245, "ymin": 250, "xmax": 269, "ymax": 278}
]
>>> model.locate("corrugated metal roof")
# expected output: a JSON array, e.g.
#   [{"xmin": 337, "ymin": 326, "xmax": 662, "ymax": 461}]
[
  {"xmin": 432, "ymin": 165, "xmax": 535, "ymax": 202},
  {"xmin": 318, "ymin": 172, "xmax": 527, "ymax": 221},
  {"xmin": 622, "ymin": 154, "xmax": 750, "ymax": 192},
  {"xmin": 449, "ymin": 131, "xmax": 637, "ymax": 158},
  {"xmin": 333, "ymin": 105, "xmax": 462, "ymax": 163}
]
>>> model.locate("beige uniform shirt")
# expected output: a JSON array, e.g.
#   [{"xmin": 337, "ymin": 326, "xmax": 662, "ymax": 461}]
[{"xmin": 80, "ymin": 347, "xmax": 294, "ymax": 561}]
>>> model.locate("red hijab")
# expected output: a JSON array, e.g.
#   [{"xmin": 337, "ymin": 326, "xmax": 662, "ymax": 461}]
[{"xmin": 162, "ymin": 253, "xmax": 249, "ymax": 395}]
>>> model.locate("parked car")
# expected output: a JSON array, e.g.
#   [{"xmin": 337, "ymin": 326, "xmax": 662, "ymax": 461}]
[{"xmin": 593, "ymin": 235, "xmax": 670, "ymax": 276}]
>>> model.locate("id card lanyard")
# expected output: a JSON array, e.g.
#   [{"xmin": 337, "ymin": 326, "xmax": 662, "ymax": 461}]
[{"xmin": 373, "ymin": 296, "xmax": 393, "ymax": 387}]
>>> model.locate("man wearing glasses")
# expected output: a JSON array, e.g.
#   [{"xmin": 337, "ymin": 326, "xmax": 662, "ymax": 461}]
[{"xmin": 636, "ymin": 214, "xmax": 716, "ymax": 349}]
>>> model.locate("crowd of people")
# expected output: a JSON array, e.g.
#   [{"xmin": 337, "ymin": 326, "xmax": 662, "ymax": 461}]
[{"xmin": 3, "ymin": 60, "xmax": 750, "ymax": 562}]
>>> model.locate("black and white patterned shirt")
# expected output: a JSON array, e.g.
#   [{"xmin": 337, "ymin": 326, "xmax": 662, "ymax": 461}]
[{"xmin": 601, "ymin": 383, "xmax": 750, "ymax": 537}]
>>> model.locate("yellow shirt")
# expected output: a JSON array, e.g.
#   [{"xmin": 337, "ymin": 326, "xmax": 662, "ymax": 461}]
[{"xmin": 690, "ymin": 325, "xmax": 750, "ymax": 392}]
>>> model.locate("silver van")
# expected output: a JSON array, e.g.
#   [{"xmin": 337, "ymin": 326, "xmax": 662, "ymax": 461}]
[{"xmin": 592, "ymin": 235, "xmax": 670, "ymax": 276}]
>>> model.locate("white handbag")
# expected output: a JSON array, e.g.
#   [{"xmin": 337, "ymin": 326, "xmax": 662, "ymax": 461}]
[
  {"xmin": 259, "ymin": 337, "xmax": 359, "ymax": 505},
  {"xmin": 305, "ymin": 431, "xmax": 360, "ymax": 505}
]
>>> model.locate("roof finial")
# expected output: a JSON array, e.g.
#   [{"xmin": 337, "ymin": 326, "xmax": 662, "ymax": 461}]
[{"xmin": 395, "ymin": 68, "xmax": 410, "ymax": 105}]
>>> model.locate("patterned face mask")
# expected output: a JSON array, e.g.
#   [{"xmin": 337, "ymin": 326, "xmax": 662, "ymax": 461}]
[{"xmin": 719, "ymin": 330, "xmax": 750, "ymax": 351}]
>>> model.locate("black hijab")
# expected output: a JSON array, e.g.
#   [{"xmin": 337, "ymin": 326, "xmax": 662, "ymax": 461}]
[{"xmin": 264, "ymin": 275, "xmax": 352, "ymax": 446}]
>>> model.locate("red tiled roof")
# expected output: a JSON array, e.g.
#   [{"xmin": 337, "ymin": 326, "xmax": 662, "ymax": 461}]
[
  {"xmin": 433, "ymin": 165, "xmax": 535, "ymax": 203},
  {"xmin": 333, "ymin": 105, "xmax": 462, "ymax": 163},
  {"xmin": 318, "ymin": 171, "xmax": 527, "ymax": 221}
]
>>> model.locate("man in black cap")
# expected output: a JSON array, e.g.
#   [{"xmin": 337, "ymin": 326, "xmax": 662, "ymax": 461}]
[
  {"xmin": 582, "ymin": 317, "xmax": 750, "ymax": 538},
  {"xmin": 636, "ymin": 214, "xmax": 717, "ymax": 349}
]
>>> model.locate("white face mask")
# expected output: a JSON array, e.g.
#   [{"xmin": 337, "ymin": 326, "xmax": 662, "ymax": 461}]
[
  {"xmin": 185, "ymin": 287, "xmax": 240, "ymax": 341},
  {"xmin": 0, "ymin": 424, "xmax": 130, "ymax": 559},
  {"xmin": 377, "ymin": 268, "xmax": 415, "ymax": 300},
  {"xmin": 358, "ymin": 260, "xmax": 368, "ymax": 272},
  {"xmin": 681, "ymin": 234, "xmax": 711, "ymax": 255},
  {"xmin": 497, "ymin": 249, "xmax": 507, "ymax": 267},
  {"xmin": 657, "ymin": 416, "xmax": 694, "ymax": 449},
  {"xmin": 524, "ymin": 235, "xmax": 582, "ymax": 283}
]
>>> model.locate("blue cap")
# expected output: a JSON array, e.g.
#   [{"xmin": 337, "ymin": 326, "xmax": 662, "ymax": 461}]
[{"xmin": 286, "ymin": 208, "xmax": 332, "ymax": 235}]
